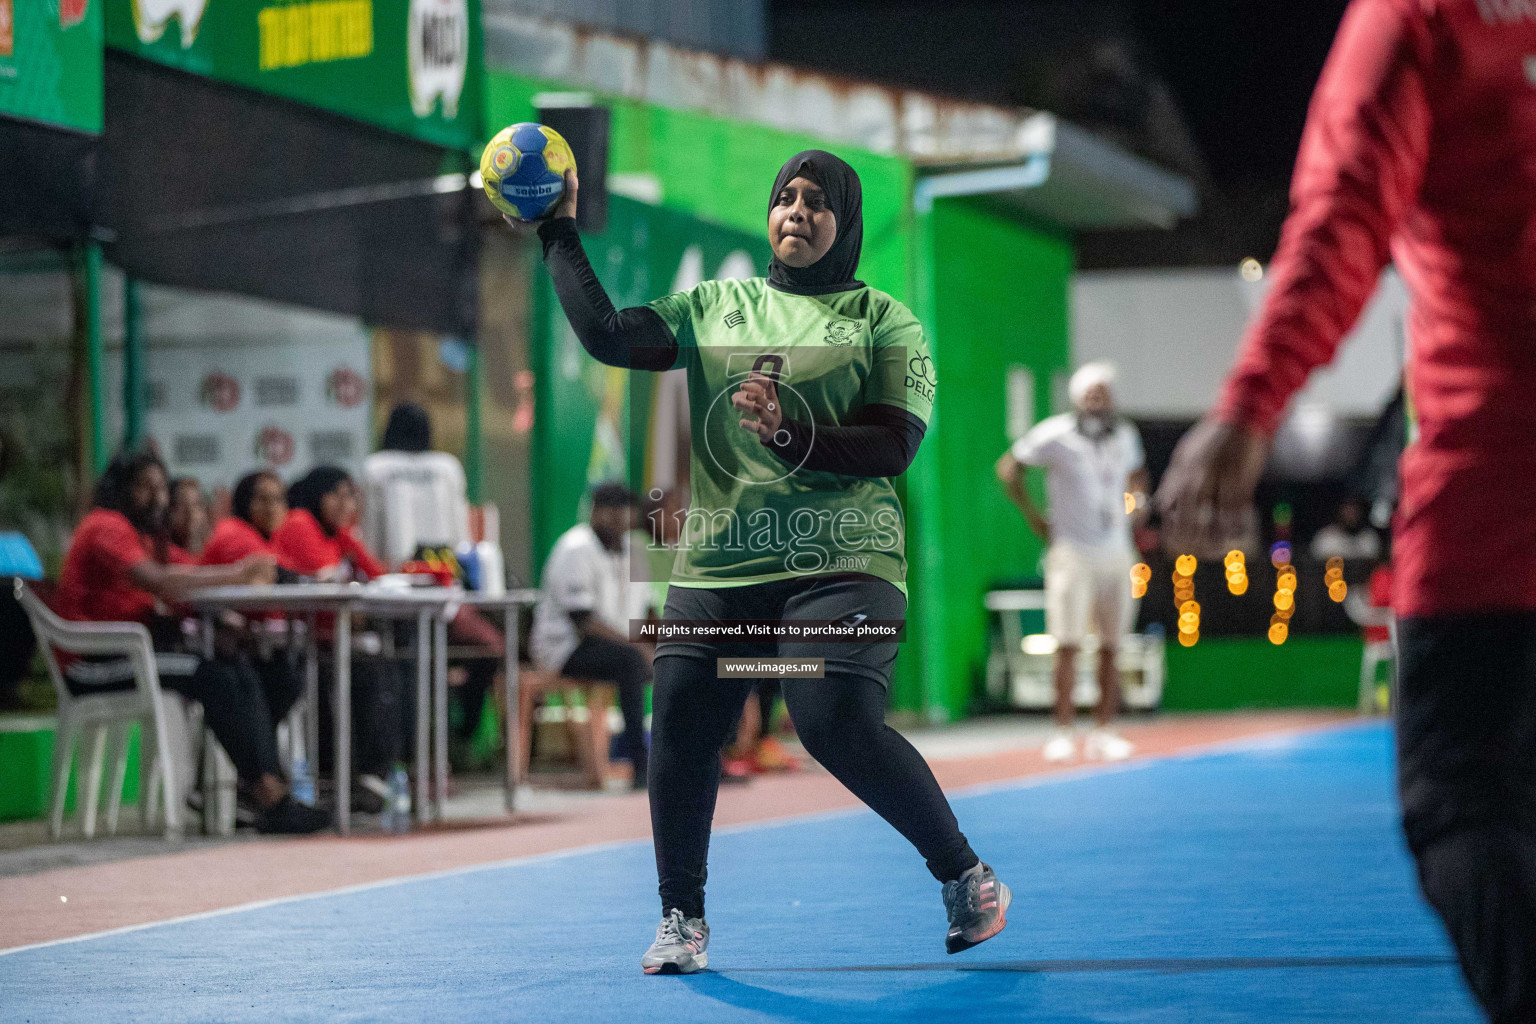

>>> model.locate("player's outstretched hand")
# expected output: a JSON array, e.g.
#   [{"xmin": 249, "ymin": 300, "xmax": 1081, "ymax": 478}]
[
  {"xmin": 501, "ymin": 170, "xmax": 579, "ymax": 234},
  {"xmin": 1155, "ymin": 416, "xmax": 1271, "ymax": 559}
]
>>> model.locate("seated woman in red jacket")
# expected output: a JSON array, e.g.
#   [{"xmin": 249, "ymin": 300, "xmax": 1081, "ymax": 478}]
[
  {"xmin": 272, "ymin": 466, "xmax": 406, "ymax": 798},
  {"xmin": 57, "ymin": 449, "xmax": 328, "ymax": 834},
  {"xmin": 203, "ymin": 470, "xmax": 292, "ymax": 569},
  {"xmin": 272, "ymin": 467, "xmax": 386, "ymax": 582},
  {"xmin": 202, "ymin": 469, "xmax": 306, "ymax": 749}
]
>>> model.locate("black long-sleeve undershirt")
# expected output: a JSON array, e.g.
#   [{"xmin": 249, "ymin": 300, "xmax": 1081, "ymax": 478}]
[
  {"xmin": 765, "ymin": 404, "xmax": 926, "ymax": 478},
  {"xmin": 537, "ymin": 216, "xmax": 926, "ymax": 479},
  {"xmin": 538, "ymin": 217, "xmax": 677, "ymax": 371}
]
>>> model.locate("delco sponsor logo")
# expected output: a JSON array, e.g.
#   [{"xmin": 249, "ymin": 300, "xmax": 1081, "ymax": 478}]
[
  {"xmin": 905, "ymin": 354, "xmax": 936, "ymax": 403},
  {"xmin": 254, "ymin": 425, "xmax": 295, "ymax": 466}
]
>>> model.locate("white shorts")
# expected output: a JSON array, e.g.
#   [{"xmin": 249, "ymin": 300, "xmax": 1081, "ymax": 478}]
[{"xmin": 1044, "ymin": 542, "xmax": 1136, "ymax": 647}]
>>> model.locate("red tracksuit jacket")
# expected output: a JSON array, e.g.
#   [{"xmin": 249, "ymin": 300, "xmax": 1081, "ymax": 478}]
[{"xmin": 1214, "ymin": 0, "xmax": 1536, "ymax": 616}]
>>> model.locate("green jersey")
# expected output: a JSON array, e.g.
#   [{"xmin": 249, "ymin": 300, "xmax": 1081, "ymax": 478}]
[{"xmin": 646, "ymin": 278, "xmax": 935, "ymax": 591}]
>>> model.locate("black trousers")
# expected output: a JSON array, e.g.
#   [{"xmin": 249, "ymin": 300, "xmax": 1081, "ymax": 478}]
[
  {"xmin": 66, "ymin": 650, "xmax": 286, "ymax": 784},
  {"xmin": 651, "ymin": 574, "xmax": 978, "ymax": 919},
  {"xmin": 561, "ymin": 634, "xmax": 650, "ymax": 779},
  {"xmin": 1398, "ymin": 614, "xmax": 1536, "ymax": 1024},
  {"xmin": 317, "ymin": 658, "xmax": 412, "ymax": 779}
]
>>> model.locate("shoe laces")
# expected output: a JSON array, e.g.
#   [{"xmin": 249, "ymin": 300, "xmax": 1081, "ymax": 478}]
[
  {"xmin": 656, "ymin": 908, "xmax": 688, "ymax": 946},
  {"xmin": 943, "ymin": 872, "xmax": 982, "ymax": 919}
]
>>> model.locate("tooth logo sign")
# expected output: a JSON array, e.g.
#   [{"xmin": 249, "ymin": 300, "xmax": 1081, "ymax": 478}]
[
  {"xmin": 134, "ymin": 0, "xmax": 208, "ymax": 48},
  {"xmin": 408, "ymin": 0, "xmax": 467, "ymax": 119}
]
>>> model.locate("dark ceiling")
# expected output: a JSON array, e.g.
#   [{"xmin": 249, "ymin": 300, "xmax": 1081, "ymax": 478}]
[{"xmin": 769, "ymin": 0, "xmax": 1351, "ymax": 268}]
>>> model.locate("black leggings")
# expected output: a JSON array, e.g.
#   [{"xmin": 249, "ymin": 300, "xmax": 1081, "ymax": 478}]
[
  {"xmin": 651, "ymin": 575, "xmax": 977, "ymax": 919},
  {"xmin": 1397, "ymin": 613, "xmax": 1536, "ymax": 1024}
]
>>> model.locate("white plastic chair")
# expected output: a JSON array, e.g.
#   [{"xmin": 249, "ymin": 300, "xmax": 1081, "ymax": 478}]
[
  {"xmin": 1344, "ymin": 590, "xmax": 1395, "ymax": 714},
  {"xmin": 14, "ymin": 578, "xmax": 188, "ymax": 839}
]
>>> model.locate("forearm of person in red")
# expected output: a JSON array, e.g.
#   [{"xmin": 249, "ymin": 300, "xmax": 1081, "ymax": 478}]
[
  {"xmin": 1159, "ymin": 0, "xmax": 1432, "ymax": 551},
  {"xmin": 337, "ymin": 528, "xmax": 388, "ymax": 581}
]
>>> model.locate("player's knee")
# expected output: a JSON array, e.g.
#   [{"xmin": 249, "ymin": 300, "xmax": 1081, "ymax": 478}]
[{"xmin": 788, "ymin": 705, "xmax": 844, "ymax": 759}]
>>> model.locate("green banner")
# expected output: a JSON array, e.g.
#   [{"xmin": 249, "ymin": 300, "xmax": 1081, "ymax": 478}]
[
  {"xmin": 104, "ymin": 0, "xmax": 480, "ymax": 150},
  {"xmin": 0, "ymin": 0, "xmax": 104, "ymax": 132}
]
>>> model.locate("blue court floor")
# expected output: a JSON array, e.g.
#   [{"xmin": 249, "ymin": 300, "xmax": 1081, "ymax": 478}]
[{"xmin": 0, "ymin": 721, "xmax": 1479, "ymax": 1023}]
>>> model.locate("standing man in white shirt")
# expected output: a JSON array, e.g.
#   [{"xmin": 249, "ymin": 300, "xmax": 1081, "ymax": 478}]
[
  {"xmin": 996, "ymin": 362, "xmax": 1148, "ymax": 762},
  {"xmin": 531, "ymin": 482, "xmax": 653, "ymax": 789}
]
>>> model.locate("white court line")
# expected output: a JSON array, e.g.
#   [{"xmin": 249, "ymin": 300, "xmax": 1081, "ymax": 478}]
[{"xmin": 0, "ymin": 717, "xmax": 1375, "ymax": 960}]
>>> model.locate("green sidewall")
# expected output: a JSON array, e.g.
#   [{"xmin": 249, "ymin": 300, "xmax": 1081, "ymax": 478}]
[{"xmin": 901, "ymin": 198, "xmax": 1072, "ymax": 718}]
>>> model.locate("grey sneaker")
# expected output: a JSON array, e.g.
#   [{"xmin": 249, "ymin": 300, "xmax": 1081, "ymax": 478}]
[
  {"xmin": 640, "ymin": 908, "xmax": 709, "ymax": 974},
  {"xmin": 942, "ymin": 862, "xmax": 1011, "ymax": 953}
]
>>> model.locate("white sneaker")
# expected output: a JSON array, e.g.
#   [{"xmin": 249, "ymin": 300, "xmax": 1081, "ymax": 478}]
[
  {"xmin": 1041, "ymin": 730, "xmax": 1076, "ymax": 762},
  {"xmin": 1083, "ymin": 729, "xmax": 1134, "ymax": 761}
]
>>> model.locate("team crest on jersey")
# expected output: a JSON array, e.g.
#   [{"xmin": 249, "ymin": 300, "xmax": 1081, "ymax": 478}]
[{"xmin": 824, "ymin": 319, "xmax": 862, "ymax": 346}]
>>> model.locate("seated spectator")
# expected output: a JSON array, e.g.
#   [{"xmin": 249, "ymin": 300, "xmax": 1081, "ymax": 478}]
[
  {"xmin": 273, "ymin": 467, "xmax": 387, "ymax": 582},
  {"xmin": 531, "ymin": 483, "xmax": 651, "ymax": 790},
  {"xmin": 1310, "ymin": 498, "xmax": 1381, "ymax": 561},
  {"xmin": 362, "ymin": 402, "xmax": 470, "ymax": 569},
  {"xmin": 203, "ymin": 470, "xmax": 293, "ymax": 569},
  {"xmin": 55, "ymin": 448, "xmax": 328, "ymax": 833},
  {"xmin": 167, "ymin": 476, "xmax": 210, "ymax": 558},
  {"xmin": 273, "ymin": 465, "xmax": 408, "ymax": 802},
  {"xmin": 201, "ymin": 469, "xmax": 305, "ymax": 747}
]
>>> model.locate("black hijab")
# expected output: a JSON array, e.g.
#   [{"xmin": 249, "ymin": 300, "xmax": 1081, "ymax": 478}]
[
  {"xmin": 766, "ymin": 150, "xmax": 865, "ymax": 296},
  {"xmin": 287, "ymin": 466, "xmax": 351, "ymax": 536}
]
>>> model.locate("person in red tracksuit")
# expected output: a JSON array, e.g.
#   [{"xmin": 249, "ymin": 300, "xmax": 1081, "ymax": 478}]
[
  {"xmin": 274, "ymin": 466, "xmax": 405, "ymax": 800},
  {"xmin": 1157, "ymin": 1, "xmax": 1536, "ymax": 1017}
]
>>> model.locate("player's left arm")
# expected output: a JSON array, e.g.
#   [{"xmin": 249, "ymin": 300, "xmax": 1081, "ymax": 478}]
[{"xmin": 1158, "ymin": 0, "xmax": 1434, "ymax": 554}]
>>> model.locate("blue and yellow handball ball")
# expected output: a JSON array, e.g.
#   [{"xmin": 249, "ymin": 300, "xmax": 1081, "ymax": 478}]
[{"xmin": 480, "ymin": 122, "xmax": 575, "ymax": 221}]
